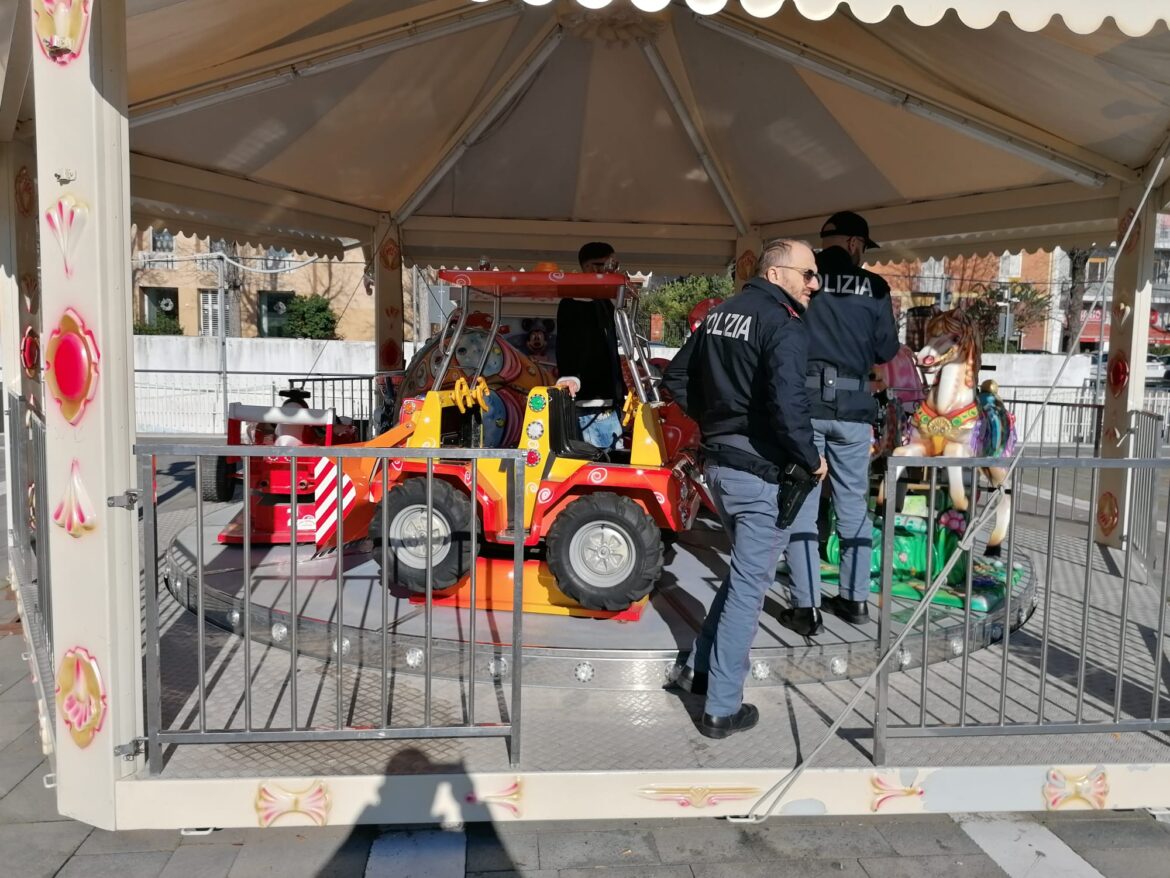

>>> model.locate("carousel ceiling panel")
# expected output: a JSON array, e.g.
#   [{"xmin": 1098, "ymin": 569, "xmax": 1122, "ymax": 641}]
[
  {"xmin": 793, "ymin": 71, "xmax": 1055, "ymax": 201},
  {"xmin": 671, "ymin": 11, "xmax": 903, "ymax": 224},
  {"xmin": 126, "ymin": 0, "xmax": 353, "ymax": 105},
  {"xmin": 569, "ymin": 38, "xmax": 730, "ymax": 224},
  {"xmin": 133, "ymin": 19, "xmax": 519, "ymax": 211},
  {"xmin": 855, "ymin": 15, "xmax": 1170, "ymax": 169},
  {"xmin": 414, "ymin": 34, "xmax": 593, "ymax": 220}
]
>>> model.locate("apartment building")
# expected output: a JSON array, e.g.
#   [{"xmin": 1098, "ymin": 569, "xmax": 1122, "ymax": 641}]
[{"xmin": 131, "ymin": 228, "xmax": 390, "ymax": 341}]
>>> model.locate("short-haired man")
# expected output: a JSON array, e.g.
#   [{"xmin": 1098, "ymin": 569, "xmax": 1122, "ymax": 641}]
[
  {"xmin": 784, "ymin": 211, "xmax": 900, "ymax": 635},
  {"xmin": 662, "ymin": 240, "xmax": 826, "ymax": 739},
  {"xmin": 555, "ymin": 242, "xmax": 626, "ymax": 449}
]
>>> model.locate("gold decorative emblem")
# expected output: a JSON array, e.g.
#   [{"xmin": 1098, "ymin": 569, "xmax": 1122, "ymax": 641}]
[{"xmin": 637, "ymin": 784, "xmax": 760, "ymax": 808}]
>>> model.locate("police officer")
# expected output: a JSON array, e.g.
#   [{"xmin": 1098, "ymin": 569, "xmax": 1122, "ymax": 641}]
[
  {"xmin": 662, "ymin": 240, "xmax": 826, "ymax": 739},
  {"xmin": 785, "ymin": 211, "xmax": 900, "ymax": 633}
]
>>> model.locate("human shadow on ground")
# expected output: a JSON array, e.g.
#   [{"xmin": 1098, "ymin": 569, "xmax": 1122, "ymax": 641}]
[{"xmin": 315, "ymin": 746, "xmax": 519, "ymax": 877}]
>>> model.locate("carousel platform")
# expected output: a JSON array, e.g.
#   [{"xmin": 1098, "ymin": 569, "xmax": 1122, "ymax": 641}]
[
  {"xmin": 162, "ymin": 504, "xmax": 1037, "ymax": 693},
  {"xmin": 125, "ymin": 501, "xmax": 1170, "ymax": 824}
]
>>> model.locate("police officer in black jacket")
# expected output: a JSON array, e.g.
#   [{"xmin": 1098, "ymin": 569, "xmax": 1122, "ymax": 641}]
[
  {"xmin": 787, "ymin": 211, "xmax": 900, "ymax": 631},
  {"xmin": 662, "ymin": 240, "xmax": 826, "ymax": 739}
]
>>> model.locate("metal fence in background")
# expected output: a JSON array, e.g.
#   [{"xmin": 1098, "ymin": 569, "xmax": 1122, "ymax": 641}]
[
  {"xmin": 134, "ymin": 370, "xmax": 389, "ymax": 435},
  {"xmin": 874, "ymin": 455, "xmax": 1170, "ymax": 765},
  {"xmin": 6, "ymin": 393, "xmax": 52, "ymax": 657},
  {"xmin": 137, "ymin": 442, "xmax": 528, "ymax": 773}
]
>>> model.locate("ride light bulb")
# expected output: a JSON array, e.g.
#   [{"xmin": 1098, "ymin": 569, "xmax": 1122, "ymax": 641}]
[
  {"xmin": 829, "ymin": 656, "xmax": 848, "ymax": 676},
  {"xmin": 574, "ymin": 662, "xmax": 595, "ymax": 683},
  {"xmin": 949, "ymin": 637, "xmax": 965, "ymax": 657},
  {"xmin": 405, "ymin": 647, "xmax": 425, "ymax": 669},
  {"xmin": 990, "ymin": 623, "xmax": 1005, "ymax": 642},
  {"xmin": 227, "ymin": 609, "xmax": 241, "ymax": 629},
  {"xmin": 332, "ymin": 637, "xmax": 351, "ymax": 657},
  {"xmin": 489, "ymin": 657, "xmax": 509, "ymax": 679},
  {"xmin": 896, "ymin": 648, "xmax": 913, "ymax": 669},
  {"xmin": 750, "ymin": 660, "xmax": 771, "ymax": 681},
  {"xmin": 271, "ymin": 622, "xmax": 288, "ymax": 643}
]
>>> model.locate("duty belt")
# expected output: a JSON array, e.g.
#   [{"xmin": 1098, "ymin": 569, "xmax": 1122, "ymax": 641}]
[{"xmin": 805, "ymin": 363, "xmax": 866, "ymax": 403}]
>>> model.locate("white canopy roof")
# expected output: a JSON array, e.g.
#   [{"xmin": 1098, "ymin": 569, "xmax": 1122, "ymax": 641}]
[{"xmin": 2, "ymin": 1, "xmax": 1168, "ymax": 268}]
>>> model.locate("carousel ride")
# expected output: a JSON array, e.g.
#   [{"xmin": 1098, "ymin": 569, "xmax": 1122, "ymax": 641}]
[{"xmin": 162, "ymin": 284, "xmax": 1035, "ymax": 691}]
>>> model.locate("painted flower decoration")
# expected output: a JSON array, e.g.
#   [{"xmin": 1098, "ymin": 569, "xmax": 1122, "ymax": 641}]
[
  {"xmin": 33, "ymin": 0, "xmax": 93, "ymax": 65},
  {"xmin": 1044, "ymin": 767, "xmax": 1108, "ymax": 810},
  {"xmin": 14, "ymin": 166, "xmax": 35, "ymax": 217},
  {"xmin": 20, "ymin": 327, "xmax": 40, "ymax": 378},
  {"xmin": 378, "ymin": 237, "xmax": 401, "ymax": 272},
  {"xmin": 27, "ymin": 483, "xmax": 37, "ymax": 533},
  {"xmin": 1096, "ymin": 491, "xmax": 1119, "ymax": 536},
  {"xmin": 255, "ymin": 780, "xmax": 331, "ymax": 827},
  {"xmin": 55, "ymin": 646, "xmax": 107, "ymax": 749},
  {"xmin": 20, "ymin": 273, "xmax": 39, "ymax": 315},
  {"xmin": 44, "ymin": 194, "xmax": 89, "ymax": 278},
  {"xmin": 45, "ymin": 307, "xmax": 100, "ymax": 425},
  {"xmin": 52, "ymin": 459, "xmax": 97, "ymax": 538}
]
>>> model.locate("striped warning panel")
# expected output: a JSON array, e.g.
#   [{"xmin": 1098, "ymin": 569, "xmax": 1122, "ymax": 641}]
[{"xmin": 313, "ymin": 457, "xmax": 356, "ymax": 548}]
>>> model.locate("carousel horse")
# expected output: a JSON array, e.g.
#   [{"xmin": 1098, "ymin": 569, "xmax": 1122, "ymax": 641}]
[{"xmin": 887, "ymin": 309, "xmax": 1015, "ymax": 555}]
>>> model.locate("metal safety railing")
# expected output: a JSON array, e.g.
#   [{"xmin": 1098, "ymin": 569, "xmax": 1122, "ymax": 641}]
[
  {"xmin": 997, "ymin": 395, "xmax": 1162, "ymax": 568},
  {"xmin": 137, "ymin": 443, "xmax": 528, "ymax": 772},
  {"xmin": 874, "ymin": 454, "xmax": 1170, "ymax": 764},
  {"xmin": 6, "ymin": 392, "xmax": 52, "ymax": 656}
]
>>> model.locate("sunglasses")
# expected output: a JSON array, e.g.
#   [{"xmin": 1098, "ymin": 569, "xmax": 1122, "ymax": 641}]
[{"xmin": 773, "ymin": 265, "xmax": 821, "ymax": 284}]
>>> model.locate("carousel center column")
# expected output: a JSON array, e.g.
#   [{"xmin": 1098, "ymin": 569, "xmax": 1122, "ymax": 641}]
[
  {"xmin": 29, "ymin": 0, "xmax": 140, "ymax": 828},
  {"xmin": 373, "ymin": 214, "xmax": 406, "ymax": 373}
]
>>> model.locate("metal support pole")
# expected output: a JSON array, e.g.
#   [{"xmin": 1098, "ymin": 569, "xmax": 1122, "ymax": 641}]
[{"xmin": 217, "ymin": 256, "xmax": 229, "ymax": 424}]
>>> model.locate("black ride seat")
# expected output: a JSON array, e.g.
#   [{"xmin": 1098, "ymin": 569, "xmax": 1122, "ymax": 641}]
[{"xmin": 547, "ymin": 387, "xmax": 608, "ymax": 461}]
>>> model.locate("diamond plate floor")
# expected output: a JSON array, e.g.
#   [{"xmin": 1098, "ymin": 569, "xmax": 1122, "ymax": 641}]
[{"xmin": 147, "ymin": 501, "xmax": 1170, "ymax": 780}]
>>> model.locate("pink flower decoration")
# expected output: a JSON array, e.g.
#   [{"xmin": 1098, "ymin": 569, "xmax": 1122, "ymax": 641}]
[
  {"xmin": 33, "ymin": 0, "xmax": 93, "ymax": 66},
  {"xmin": 52, "ymin": 459, "xmax": 97, "ymax": 538},
  {"xmin": 43, "ymin": 195, "xmax": 88, "ymax": 278},
  {"xmin": 54, "ymin": 646, "xmax": 106, "ymax": 749},
  {"xmin": 45, "ymin": 307, "xmax": 100, "ymax": 425}
]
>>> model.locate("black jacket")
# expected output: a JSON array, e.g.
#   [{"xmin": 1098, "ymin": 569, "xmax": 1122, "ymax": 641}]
[
  {"xmin": 555, "ymin": 299, "xmax": 625, "ymax": 404},
  {"xmin": 662, "ymin": 277, "xmax": 820, "ymax": 474},
  {"xmin": 806, "ymin": 246, "xmax": 901, "ymax": 421}
]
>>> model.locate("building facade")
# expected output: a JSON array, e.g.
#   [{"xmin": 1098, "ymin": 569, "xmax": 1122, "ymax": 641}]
[{"xmin": 131, "ymin": 228, "xmax": 414, "ymax": 342}]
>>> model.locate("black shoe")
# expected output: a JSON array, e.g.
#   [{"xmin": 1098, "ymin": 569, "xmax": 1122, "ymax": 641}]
[
  {"xmin": 824, "ymin": 595, "xmax": 870, "ymax": 625},
  {"xmin": 698, "ymin": 703, "xmax": 759, "ymax": 739},
  {"xmin": 665, "ymin": 666, "xmax": 708, "ymax": 695},
  {"xmin": 779, "ymin": 606, "xmax": 823, "ymax": 636}
]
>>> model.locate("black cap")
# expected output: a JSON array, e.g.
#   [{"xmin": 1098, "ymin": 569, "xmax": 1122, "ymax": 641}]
[{"xmin": 820, "ymin": 211, "xmax": 878, "ymax": 250}]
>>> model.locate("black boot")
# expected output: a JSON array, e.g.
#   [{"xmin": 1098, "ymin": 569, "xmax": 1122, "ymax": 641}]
[
  {"xmin": 665, "ymin": 665, "xmax": 708, "ymax": 696},
  {"xmin": 698, "ymin": 703, "xmax": 759, "ymax": 739},
  {"xmin": 824, "ymin": 594, "xmax": 870, "ymax": 625},
  {"xmin": 779, "ymin": 606, "xmax": 823, "ymax": 636}
]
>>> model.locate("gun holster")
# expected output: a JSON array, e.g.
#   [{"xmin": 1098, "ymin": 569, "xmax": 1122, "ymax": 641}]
[{"xmin": 776, "ymin": 461, "xmax": 818, "ymax": 529}]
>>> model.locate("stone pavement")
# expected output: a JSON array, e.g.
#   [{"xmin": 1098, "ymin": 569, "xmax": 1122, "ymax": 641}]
[{"xmin": 2, "ymin": 618, "xmax": 1170, "ymax": 878}]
